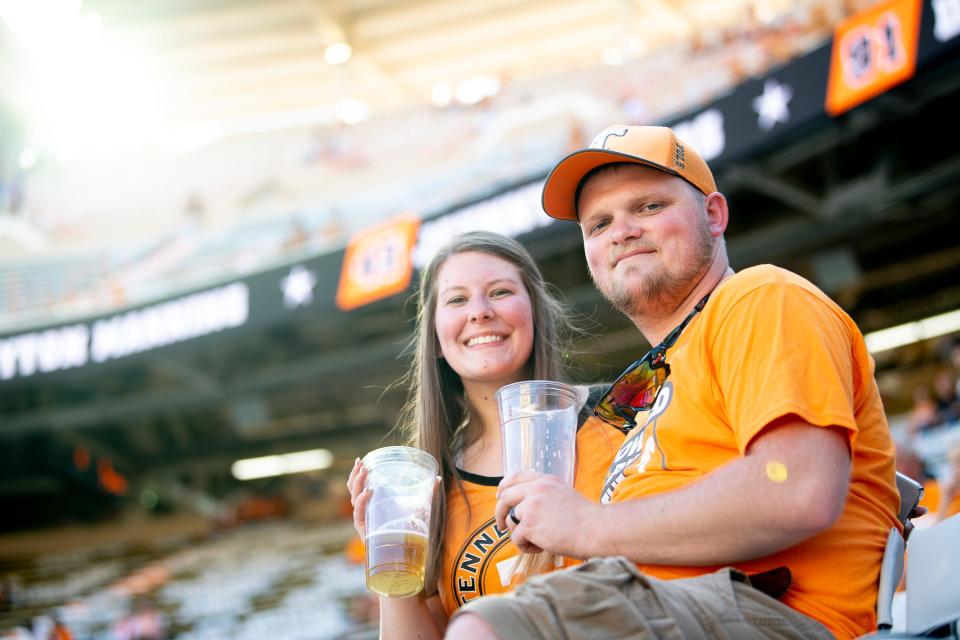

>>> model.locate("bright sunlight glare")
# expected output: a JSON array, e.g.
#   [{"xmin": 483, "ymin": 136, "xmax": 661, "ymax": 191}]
[{"xmin": 0, "ymin": 0, "xmax": 166, "ymax": 158}]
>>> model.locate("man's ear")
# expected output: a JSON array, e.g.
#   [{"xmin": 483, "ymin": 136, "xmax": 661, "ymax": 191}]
[{"xmin": 704, "ymin": 192, "xmax": 729, "ymax": 238}]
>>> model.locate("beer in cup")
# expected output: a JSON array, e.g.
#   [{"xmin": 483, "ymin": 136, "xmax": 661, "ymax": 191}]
[{"xmin": 362, "ymin": 446, "xmax": 438, "ymax": 597}]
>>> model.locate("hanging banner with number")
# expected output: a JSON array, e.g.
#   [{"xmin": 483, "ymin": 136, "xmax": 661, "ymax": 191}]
[
  {"xmin": 335, "ymin": 214, "xmax": 421, "ymax": 311},
  {"xmin": 826, "ymin": 0, "xmax": 922, "ymax": 115}
]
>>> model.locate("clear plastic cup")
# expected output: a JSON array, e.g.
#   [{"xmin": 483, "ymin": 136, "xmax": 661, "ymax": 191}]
[
  {"xmin": 362, "ymin": 446, "xmax": 438, "ymax": 598},
  {"xmin": 496, "ymin": 380, "xmax": 582, "ymax": 580},
  {"xmin": 496, "ymin": 380, "xmax": 581, "ymax": 482}
]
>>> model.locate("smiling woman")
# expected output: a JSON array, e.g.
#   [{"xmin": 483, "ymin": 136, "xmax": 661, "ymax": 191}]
[
  {"xmin": 433, "ymin": 250, "xmax": 535, "ymax": 392},
  {"xmin": 344, "ymin": 231, "xmax": 623, "ymax": 639}
]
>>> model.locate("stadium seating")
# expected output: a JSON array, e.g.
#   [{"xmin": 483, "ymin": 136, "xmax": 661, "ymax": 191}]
[
  {"xmin": 0, "ymin": 521, "xmax": 376, "ymax": 639},
  {"xmin": 862, "ymin": 513, "xmax": 960, "ymax": 639}
]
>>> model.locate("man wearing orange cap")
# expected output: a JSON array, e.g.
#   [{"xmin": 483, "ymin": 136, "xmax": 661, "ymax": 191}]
[{"xmin": 446, "ymin": 126, "xmax": 901, "ymax": 639}]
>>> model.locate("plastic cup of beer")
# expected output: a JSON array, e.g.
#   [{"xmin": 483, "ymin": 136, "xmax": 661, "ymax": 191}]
[
  {"xmin": 362, "ymin": 445, "xmax": 438, "ymax": 598},
  {"xmin": 496, "ymin": 380, "xmax": 581, "ymax": 482}
]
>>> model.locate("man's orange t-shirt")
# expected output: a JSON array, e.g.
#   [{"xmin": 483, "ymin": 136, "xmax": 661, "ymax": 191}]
[
  {"xmin": 601, "ymin": 265, "xmax": 900, "ymax": 639},
  {"xmin": 437, "ymin": 415, "xmax": 623, "ymax": 616}
]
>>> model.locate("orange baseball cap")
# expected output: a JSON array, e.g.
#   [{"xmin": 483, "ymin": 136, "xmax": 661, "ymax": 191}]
[{"xmin": 541, "ymin": 125, "xmax": 717, "ymax": 221}]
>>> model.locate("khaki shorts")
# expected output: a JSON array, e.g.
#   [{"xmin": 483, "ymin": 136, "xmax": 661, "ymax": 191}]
[{"xmin": 453, "ymin": 557, "xmax": 834, "ymax": 640}]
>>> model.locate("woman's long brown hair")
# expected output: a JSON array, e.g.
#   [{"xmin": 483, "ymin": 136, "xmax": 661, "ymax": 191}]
[{"xmin": 396, "ymin": 231, "xmax": 575, "ymax": 596}]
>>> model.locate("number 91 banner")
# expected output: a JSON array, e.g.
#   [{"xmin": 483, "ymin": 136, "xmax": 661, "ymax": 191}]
[{"xmin": 826, "ymin": 0, "xmax": 922, "ymax": 116}]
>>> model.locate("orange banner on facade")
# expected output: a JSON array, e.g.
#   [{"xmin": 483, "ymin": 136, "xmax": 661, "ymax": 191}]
[
  {"xmin": 336, "ymin": 214, "xmax": 420, "ymax": 311},
  {"xmin": 826, "ymin": 0, "xmax": 921, "ymax": 116}
]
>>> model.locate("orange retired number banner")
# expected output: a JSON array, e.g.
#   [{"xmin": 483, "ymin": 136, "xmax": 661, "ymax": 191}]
[
  {"xmin": 825, "ymin": 0, "xmax": 921, "ymax": 116},
  {"xmin": 336, "ymin": 215, "xmax": 420, "ymax": 311}
]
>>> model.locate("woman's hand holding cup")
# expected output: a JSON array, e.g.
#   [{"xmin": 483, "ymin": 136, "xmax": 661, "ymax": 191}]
[{"xmin": 347, "ymin": 458, "xmax": 372, "ymax": 539}]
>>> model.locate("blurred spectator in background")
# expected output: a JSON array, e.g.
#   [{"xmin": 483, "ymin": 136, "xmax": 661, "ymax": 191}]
[
  {"xmin": 950, "ymin": 342, "xmax": 960, "ymax": 393},
  {"xmin": 234, "ymin": 492, "xmax": 289, "ymax": 523},
  {"xmin": 908, "ymin": 385, "xmax": 940, "ymax": 435},
  {"xmin": 315, "ymin": 208, "xmax": 345, "ymax": 245},
  {"xmin": 0, "ymin": 158, "xmax": 25, "ymax": 216},
  {"xmin": 0, "ymin": 574, "xmax": 16, "ymax": 612},
  {"xmin": 215, "ymin": 490, "xmax": 290, "ymax": 528},
  {"xmin": 48, "ymin": 617, "xmax": 72, "ymax": 640},
  {"xmin": 895, "ymin": 434, "xmax": 940, "ymax": 527},
  {"xmin": 935, "ymin": 442, "xmax": 960, "ymax": 522},
  {"xmin": 894, "ymin": 434, "xmax": 931, "ymax": 485},
  {"xmin": 564, "ymin": 118, "xmax": 587, "ymax": 152},
  {"xmin": 933, "ymin": 368, "xmax": 960, "ymax": 425},
  {"xmin": 112, "ymin": 600, "xmax": 165, "ymax": 640},
  {"xmin": 183, "ymin": 192, "xmax": 207, "ymax": 225},
  {"xmin": 282, "ymin": 217, "xmax": 310, "ymax": 251}
]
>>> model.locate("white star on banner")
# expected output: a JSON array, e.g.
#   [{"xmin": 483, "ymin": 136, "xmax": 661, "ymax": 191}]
[
  {"xmin": 752, "ymin": 79, "xmax": 794, "ymax": 131},
  {"xmin": 281, "ymin": 265, "xmax": 317, "ymax": 309},
  {"xmin": 933, "ymin": 0, "xmax": 960, "ymax": 42}
]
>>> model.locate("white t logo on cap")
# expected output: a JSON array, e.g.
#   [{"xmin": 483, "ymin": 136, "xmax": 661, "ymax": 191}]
[{"xmin": 589, "ymin": 126, "xmax": 629, "ymax": 149}]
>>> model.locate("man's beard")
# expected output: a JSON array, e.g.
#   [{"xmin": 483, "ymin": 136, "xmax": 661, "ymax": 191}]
[{"xmin": 593, "ymin": 221, "xmax": 714, "ymax": 319}]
